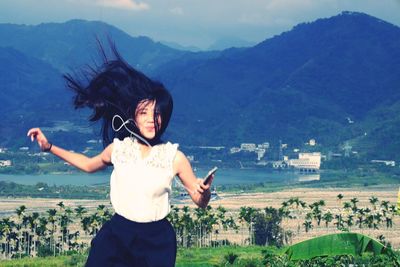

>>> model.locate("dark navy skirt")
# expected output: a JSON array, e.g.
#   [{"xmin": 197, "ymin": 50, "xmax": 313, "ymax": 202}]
[{"xmin": 85, "ymin": 213, "xmax": 177, "ymax": 267}]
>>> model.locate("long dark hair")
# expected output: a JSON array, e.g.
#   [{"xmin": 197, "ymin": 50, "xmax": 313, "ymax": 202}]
[{"xmin": 63, "ymin": 42, "xmax": 173, "ymax": 146}]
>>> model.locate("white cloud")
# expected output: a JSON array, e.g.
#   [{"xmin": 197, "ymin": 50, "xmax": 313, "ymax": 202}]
[
  {"xmin": 169, "ymin": 6, "xmax": 184, "ymax": 15},
  {"xmin": 96, "ymin": 0, "xmax": 150, "ymax": 11}
]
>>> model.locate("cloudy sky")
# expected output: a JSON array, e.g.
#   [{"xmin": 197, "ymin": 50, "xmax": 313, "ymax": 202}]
[{"xmin": 0, "ymin": 0, "xmax": 399, "ymax": 49}]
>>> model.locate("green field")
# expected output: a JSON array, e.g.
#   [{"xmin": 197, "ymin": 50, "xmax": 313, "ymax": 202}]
[
  {"xmin": 0, "ymin": 246, "xmax": 267, "ymax": 267},
  {"xmin": 0, "ymin": 245, "xmax": 399, "ymax": 267}
]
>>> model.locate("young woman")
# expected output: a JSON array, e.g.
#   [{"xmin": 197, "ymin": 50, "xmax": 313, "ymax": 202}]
[{"xmin": 27, "ymin": 45, "xmax": 214, "ymax": 267}]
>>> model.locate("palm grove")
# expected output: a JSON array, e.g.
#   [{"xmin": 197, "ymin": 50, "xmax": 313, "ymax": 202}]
[{"xmin": 0, "ymin": 193, "xmax": 398, "ymax": 259}]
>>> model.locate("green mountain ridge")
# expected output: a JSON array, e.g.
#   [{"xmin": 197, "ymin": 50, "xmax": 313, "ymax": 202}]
[{"xmin": 0, "ymin": 12, "xmax": 399, "ymax": 161}]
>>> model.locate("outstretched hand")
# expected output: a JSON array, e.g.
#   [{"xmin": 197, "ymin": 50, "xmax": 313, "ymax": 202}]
[{"xmin": 27, "ymin": 128, "xmax": 51, "ymax": 151}]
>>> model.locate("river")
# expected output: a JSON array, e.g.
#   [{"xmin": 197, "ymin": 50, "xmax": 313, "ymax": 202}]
[{"xmin": 0, "ymin": 168, "xmax": 320, "ymax": 186}]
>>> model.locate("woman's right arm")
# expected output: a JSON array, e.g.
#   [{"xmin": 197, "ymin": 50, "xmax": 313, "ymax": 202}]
[{"xmin": 27, "ymin": 128, "xmax": 113, "ymax": 173}]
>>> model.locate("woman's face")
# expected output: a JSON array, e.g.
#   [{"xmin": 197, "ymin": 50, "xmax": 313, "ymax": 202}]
[{"xmin": 135, "ymin": 100, "xmax": 161, "ymax": 140}]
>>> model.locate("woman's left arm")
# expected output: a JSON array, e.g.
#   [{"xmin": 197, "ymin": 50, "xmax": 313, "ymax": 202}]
[{"xmin": 173, "ymin": 150, "xmax": 214, "ymax": 208}]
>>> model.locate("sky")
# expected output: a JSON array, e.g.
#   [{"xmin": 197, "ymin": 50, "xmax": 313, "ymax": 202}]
[{"xmin": 0, "ymin": 0, "xmax": 399, "ymax": 50}]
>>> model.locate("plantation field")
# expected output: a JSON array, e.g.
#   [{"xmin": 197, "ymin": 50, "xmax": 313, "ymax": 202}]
[
  {"xmin": 0, "ymin": 185, "xmax": 399, "ymax": 248},
  {"xmin": 178, "ymin": 185, "xmax": 400, "ymax": 248}
]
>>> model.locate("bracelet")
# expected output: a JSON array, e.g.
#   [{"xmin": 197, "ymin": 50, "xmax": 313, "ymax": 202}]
[{"xmin": 43, "ymin": 142, "xmax": 53, "ymax": 152}]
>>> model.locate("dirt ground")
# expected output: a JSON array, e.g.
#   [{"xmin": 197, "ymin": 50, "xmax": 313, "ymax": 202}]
[{"xmin": 0, "ymin": 186, "xmax": 399, "ymax": 248}]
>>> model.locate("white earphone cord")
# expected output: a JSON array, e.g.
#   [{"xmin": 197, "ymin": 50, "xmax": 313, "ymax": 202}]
[{"xmin": 112, "ymin": 115, "xmax": 152, "ymax": 147}]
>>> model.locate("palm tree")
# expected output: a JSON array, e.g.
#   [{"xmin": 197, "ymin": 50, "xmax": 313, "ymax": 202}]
[
  {"xmin": 96, "ymin": 204, "xmax": 112, "ymax": 226},
  {"xmin": 356, "ymin": 208, "xmax": 365, "ymax": 230},
  {"xmin": 80, "ymin": 216, "xmax": 92, "ymax": 236},
  {"xmin": 57, "ymin": 201, "xmax": 65, "ymax": 211},
  {"xmin": 27, "ymin": 212, "xmax": 40, "ymax": 256},
  {"xmin": 287, "ymin": 197, "xmax": 307, "ymax": 234},
  {"xmin": 0, "ymin": 223, "xmax": 5, "ymax": 258},
  {"xmin": 59, "ymin": 208, "xmax": 73, "ymax": 254},
  {"xmin": 15, "ymin": 205, "xmax": 26, "ymax": 218},
  {"xmin": 238, "ymin": 206, "xmax": 258, "ymax": 245},
  {"xmin": 46, "ymin": 209, "xmax": 57, "ymax": 256},
  {"xmin": 74, "ymin": 205, "xmax": 87, "ymax": 220},
  {"xmin": 374, "ymin": 212, "xmax": 383, "ymax": 229},
  {"xmin": 15, "ymin": 205, "xmax": 26, "ymax": 257},
  {"xmin": 369, "ymin": 196, "xmax": 379, "ymax": 210},
  {"xmin": 35, "ymin": 216, "xmax": 48, "ymax": 255},
  {"xmin": 350, "ymin": 198, "xmax": 359, "ymax": 213},
  {"xmin": 215, "ymin": 206, "xmax": 227, "ymax": 246},
  {"xmin": 303, "ymin": 220, "xmax": 313, "ymax": 233},
  {"xmin": 322, "ymin": 211, "xmax": 333, "ymax": 229},
  {"xmin": 1, "ymin": 218, "xmax": 17, "ymax": 258},
  {"xmin": 343, "ymin": 202, "xmax": 352, "ymax": 213},
  {"xmin": 334, "ymin": 214, "xmax": 344, "ymax": 230},
  {"xmin": 345, "ymin": 214, "xmax": 354, "ymax": 230},
  {"xmin": 310, "ymin": 201, "xmax": 324, "ymax": 226}
]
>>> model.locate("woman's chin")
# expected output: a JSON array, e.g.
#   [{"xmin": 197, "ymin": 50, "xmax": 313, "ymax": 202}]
[{"xmin": 143, "ymin": 133, "xmax": 156, "ymax": 140}]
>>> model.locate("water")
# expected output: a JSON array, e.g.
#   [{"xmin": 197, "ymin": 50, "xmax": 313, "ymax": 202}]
[{"xmin": 0, "ymin": 168, "xmax": 320, "ymax": 186}]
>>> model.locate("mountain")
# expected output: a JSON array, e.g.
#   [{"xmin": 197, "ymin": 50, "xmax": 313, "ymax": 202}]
[
  {"xmin": 207, "ymin": 37, "xmax": 256, "ymax": 50},
  {"xmin": 160, "ymin": 41, "xmax": 202, "ymax": 52},
  {"xmin": 1, "ymin": 12, "xmax": 399, "ymax": 161},
  {"xmin": 0, "ymin": 19, "xmax": 185, "ymax": 73},
  {"xmin": 0, "ymin": 46, "xmax": 95, "ymax": 147},
  {"xmin": 154, "ymin": 11, "xmax": 400, "ymax": 157}
]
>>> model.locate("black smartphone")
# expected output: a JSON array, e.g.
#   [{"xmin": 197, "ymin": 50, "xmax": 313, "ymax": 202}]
[{"xmin": 203, "ymin": 167, "xmax": 218, "ymax": 185}]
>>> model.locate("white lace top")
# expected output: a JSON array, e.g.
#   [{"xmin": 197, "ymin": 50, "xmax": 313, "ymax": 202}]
[{"xmin": 110, "ymin": 137, "xmax": 179, "ymax": 222}]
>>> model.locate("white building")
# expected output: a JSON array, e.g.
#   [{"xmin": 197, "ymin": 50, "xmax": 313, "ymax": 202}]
[
  {"xmin": 0, "ymin": 160, "xmax": 11, "ymax": 167},
  {"xmin": 289, "ymin": 152, "xmax": 321, "ymax": 170},
  {"xmin": 258, "ymin": 142, "xmax": 270, "ymax": 149},
  {"xmin": 256, "ymin": 149, "xmax": 266, "ymax": 161},
  {"xmin": 230, "ymin": 147, "xmax": 241, "ymax": 154},
  {"xmin": 371, "ymin": 160, "xmax": 396, "ymax": 167},
  {"xmin": 240, "ymin": 143, "xmax": 256, "ymax": 151}
]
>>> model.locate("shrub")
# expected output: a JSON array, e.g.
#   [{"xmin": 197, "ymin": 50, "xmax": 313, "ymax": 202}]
[{"xmin": 224, "ymin": 252, "xmax": 239, "ymax": 265}]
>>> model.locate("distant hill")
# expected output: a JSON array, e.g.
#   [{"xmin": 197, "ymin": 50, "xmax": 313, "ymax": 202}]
[
  {"xmin": 0, "ymin": 19, "xmax": 185, "ymax": 73},
  {"xmin": 207, "ymin": 37, "xmax": 256, "ymax": 50},
  {"xmin": 0, "ymin": 46, "xmax": 94, "ymax": 148},
  {"xmin": 160, "ymin": 41, "xmax": 202, "ymax": 52},
  {"xmin": 155, "ymin": 11, "xmax": 400, "ymax": 160},
  {"xmin": 0, "ymin": 12, "xmax": 399, "ymax": 161}
]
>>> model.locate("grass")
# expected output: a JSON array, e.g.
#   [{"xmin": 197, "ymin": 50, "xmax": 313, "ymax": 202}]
[
  {"xmin": 0, "ymin": 246, "xmax": 269, "ymax": 267},
  {"xmin": 0, "ymin": 254, "xmax": 87, "ymax": 267},
  {"xmin": 0, "ymin": 246, "xmax": 399, "ymax": 267},
  {"xmin": 176, "ymin": 245, "xmax": 268, "ymax": 266}
]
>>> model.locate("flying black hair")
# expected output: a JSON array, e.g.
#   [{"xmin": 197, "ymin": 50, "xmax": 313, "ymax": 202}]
[{"xmin": 63, "ymin": 42, "xmax": 173, "ymax": 147}]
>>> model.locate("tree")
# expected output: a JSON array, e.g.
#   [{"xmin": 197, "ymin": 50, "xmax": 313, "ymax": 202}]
[
  {"xmin": 46, "ymin": 209, "xmax": 57, "ymax": 256},
  {"xmin": 74, "ymin": 205, "xmax": 87, "ymax": 220},
  {"xmin": 350, "ymin": 198, "xmax": 359, "ymax": 213},
  {"xmin": 303, "ymin": 220, "xmax": 313, "ymax": 233},
  {"xmin": 369, "ymin": 196, "xmax": 379, "ymax": 210},
  {"xmin": 238, "ymin": 206, "xmax": 258, "ymax": 245},
  {"xmin": 323, "ymin": 211, "xmax": 333, "ymax": 228},
  {"xmin": 253, "ymin": 207, "xmax": 285, "ymax": 247}
]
